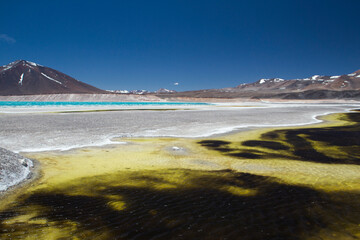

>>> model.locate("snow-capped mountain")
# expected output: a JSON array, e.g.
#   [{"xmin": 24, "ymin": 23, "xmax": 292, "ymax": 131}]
[
  {"xmin": 130, "ymin": 90, "xmax": 149, "ymax": 94},
  {"xmin": 107, "ymin": 88, "xmax": 176, "ymax": 94},
  {"xmin": 156, "ymin": 69, "xmax": 360, "ymax": 100},
  {"xmin": 108, "ymin": 89, "xmax": 149, "ymax": 94},
  {"xmin": 235, "ymin": 70, "xmax": 360, "ymax": 91},
  {"xmin": 0, "ymin": 60, "xmax": 106, "ymax": 95},
  {"xmin": 155, "ymin": 88, "xmax": 176, "ymax": 93},
  {"xmin": 106, "ymin": 90, "xmax": 130, "ymax": 94}
]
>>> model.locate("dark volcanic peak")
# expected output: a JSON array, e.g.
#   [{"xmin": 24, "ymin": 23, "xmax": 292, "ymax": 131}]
[
  {"xmin": 0, "ymin": 60, "xmax": 106, "ymax": 95},
  {"xmin": 0, "ymin": 60, "xmax": 43, "ymax": 71}
]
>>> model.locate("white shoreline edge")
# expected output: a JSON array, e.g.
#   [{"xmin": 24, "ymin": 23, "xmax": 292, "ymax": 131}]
[
  {"xmin": 17, "ymin": 107, "xmax": 356, "ymax": 153},
  {"xmin": 17, "ymin": 137, "xmax": 127, "ymax": 153},
  {"xmin": 132, "ymin": 110, "xmax": 350, "ymax": 139}
]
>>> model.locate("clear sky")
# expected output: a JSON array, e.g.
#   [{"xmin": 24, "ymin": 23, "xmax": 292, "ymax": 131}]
[{"xmin": 1, "ymin": 0, "xmax": 360, "ymax": 91}]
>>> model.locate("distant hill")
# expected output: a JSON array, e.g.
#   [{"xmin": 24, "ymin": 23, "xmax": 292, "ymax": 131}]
[
  {"xmin": 0, "ymin": 60, "xmax": 106, "ymax": 95},
  {"xmin": 155, "ymin": 88, "xmax": 176, "ymax": 93},
  {"xmin": 156, "ymin": 69, "xmax": 360, "ymax": 100},
  {"xmin": 235, "ymin": 70, "xmax": 360, "ymax": 91}
]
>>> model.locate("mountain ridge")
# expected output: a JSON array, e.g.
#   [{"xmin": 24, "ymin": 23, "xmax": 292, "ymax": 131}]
[
  {"xmin": 1, "ymin": 60, "xmax": 359, "ymax": 99},
  {"xmin": 234, "ymin": 70, "xmax": 360, "ymax": 92},
  {"xmin": 155, "ymin": 69, "xmax": 360, "ymax": 100}
]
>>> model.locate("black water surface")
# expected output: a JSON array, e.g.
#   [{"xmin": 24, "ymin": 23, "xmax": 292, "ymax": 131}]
[
  {"xmin": 199, "ymin": 112, "xmax": 360, "ymax": 165},
  {"xmin": 242, "ymin": 140, "xmax": 289, "ymax": 150},
  {"xmin": 1, "ymin": 170, "xmax": 360, "ymax": 239}
]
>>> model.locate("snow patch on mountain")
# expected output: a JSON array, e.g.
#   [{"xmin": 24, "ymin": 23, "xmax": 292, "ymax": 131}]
[
  {"xmin": 311, "ymin": 75, "xmax": 321, "ymax": 80},
  {"xmin": 0, "ymin": 66, "xmax": 13, "ymax": 72},
  {"xmin": 27, "ymin": 61, "xmax": 37, "ymax": 67},
  {"xmin": 131, "ymin": 90, "xmax": 149, "ymax": 94},
  {"xmin": 107, "ymin": 90, "xmax": 130, "ymax": 93},
  {"xmin": 259, "ymin": 78, "xmax": 284, "ymax": 84},
  {"xmin": 156, "ymin": 88, "xmax": 176, "ymax": 93},
  {"xmin": 274, "ymin": 78, "xmax": 284, "ymax": 82},
  {"xmin": 40, "ymin": 73, "xmax": 63, "ymax": 85},
  {"xmin": 1, "ymin": 60, "xmax": 43, "ymax": 73},
  {"xmin": 7, "ymin": 60, "xmax": 21, "ymax": 66},
  {"xmin": 19, "ymin": 73, "xmax": 24, "ymax": 85}
]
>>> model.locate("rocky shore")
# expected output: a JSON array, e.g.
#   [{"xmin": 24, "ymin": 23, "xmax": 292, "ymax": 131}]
[{"xmin": 0, "ymin": 147, "xmax": 34, "ymax": 192}]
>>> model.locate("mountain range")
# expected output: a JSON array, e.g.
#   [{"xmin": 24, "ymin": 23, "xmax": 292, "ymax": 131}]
[
  {"xmin": 156, "ymin": 70, "xmax": 360, "ymax": 99},
  {"xmin": 1, "ymin": 60, "xmax": 359, "ymax": 99},
  {"xmin": 235, "ymin": 70, "xmax": 360, "ymax": 91}
]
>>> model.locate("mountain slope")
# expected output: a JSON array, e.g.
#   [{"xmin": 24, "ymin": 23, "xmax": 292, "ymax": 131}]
[{"xmin": 0, "ymin": 60, "xmax": 106, "ymax": 95}]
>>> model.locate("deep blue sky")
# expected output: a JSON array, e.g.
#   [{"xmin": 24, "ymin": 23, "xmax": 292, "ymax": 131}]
[{"xmin": 1, "ymin": 0, "xmax": 360, "ymax": 91}]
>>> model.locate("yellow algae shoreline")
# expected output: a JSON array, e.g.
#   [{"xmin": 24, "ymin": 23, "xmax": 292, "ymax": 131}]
[
  {"xmin": 0, "ymin": 111, "xmax": 360, "ymax": 239},
  {"xmin": 204, "ymin": 112, "xmax": 360, "ymax": 190}
]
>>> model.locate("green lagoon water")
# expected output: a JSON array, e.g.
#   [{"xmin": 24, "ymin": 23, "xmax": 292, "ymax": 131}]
[{"xmin": 0, "ymin": 101, "xmax": 209, "ymax": 107}]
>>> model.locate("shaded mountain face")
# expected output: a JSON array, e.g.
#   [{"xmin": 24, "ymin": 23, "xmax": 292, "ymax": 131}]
[
  {"xmin": 236, "ymin": 70, "xmax": 360, "ymax": 91},
  {"xmin": 0, "ymin": 60, "xmax": 106, "ymax": 95}
]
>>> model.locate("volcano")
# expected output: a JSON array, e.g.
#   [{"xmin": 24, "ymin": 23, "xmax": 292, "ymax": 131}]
[{"xmin": 0, "ymin": 60, "xmax": 106, "ymax": 95}]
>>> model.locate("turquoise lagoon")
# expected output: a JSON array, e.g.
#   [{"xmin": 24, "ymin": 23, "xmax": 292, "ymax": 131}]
[{"xmin": 0, "ymin": 101, "xmax": 209, "ymax": 107}]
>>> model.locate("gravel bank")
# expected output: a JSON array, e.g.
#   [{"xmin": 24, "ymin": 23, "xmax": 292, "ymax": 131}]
[{"xmin": 0, "ymin": 147, "xmax": 34, "ymax": 192}]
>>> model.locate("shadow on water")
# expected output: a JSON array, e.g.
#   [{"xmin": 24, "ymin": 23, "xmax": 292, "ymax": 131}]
[
  {"xmin": 199, "ymin": 112, "xmax": 360, "ymax": 165},
  {"xmin": 1, "ymin": 170, "xmax": 360, "ymax": 239}
]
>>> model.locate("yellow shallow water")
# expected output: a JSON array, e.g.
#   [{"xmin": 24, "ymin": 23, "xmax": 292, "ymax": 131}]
[{"xmin": 1, "ymin": 112, "xmax": 360, "ymax": 239}]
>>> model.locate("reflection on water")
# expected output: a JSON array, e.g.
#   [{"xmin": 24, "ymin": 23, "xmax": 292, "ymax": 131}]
[
  {"xmin": 199, "ymin": 112, "xmax": 360, "ymax": 165},
  {"xmin": 0, "ymin": 112, "xmax": 360, "ymax": 239}
]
